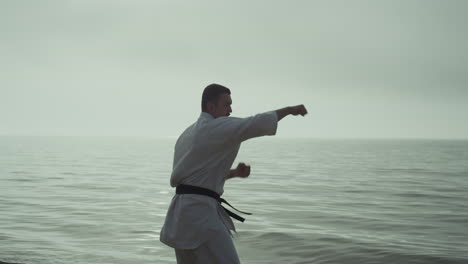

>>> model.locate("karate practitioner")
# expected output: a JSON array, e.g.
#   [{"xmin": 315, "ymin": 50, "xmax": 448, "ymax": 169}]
[{"xmin": 160, "ymin": 84, "xmax": 308, "ymax": 263}]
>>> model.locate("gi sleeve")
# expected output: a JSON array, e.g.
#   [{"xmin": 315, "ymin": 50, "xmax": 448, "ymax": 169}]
[{"xmin": 214, "ymin": 111, "xmax": 278, "ymax": 143}]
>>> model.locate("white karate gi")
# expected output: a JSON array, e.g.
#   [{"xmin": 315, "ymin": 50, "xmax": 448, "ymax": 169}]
[{"xmin": 160, "ymin": 111, "xmax": 278, "ymax": 263}]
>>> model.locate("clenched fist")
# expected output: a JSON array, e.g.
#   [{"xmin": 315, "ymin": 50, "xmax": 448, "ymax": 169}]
[
  {"xmin": 235, "ymin": 162, "xmax": 251, "ymax": 178},
  {"xmin": 290, "ymin": 104, "xmax": 308, "ymax": 116}
]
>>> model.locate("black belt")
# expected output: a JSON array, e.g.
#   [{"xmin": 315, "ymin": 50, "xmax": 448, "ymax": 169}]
[{"xmin": 176, "ymin": 184, "xmax": 252, "ymax": 222}]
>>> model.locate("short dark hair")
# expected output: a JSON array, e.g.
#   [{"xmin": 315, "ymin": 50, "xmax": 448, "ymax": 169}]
[{"xmin": 201, "ymin": 84, "xmax": 231, "ymax": 112}]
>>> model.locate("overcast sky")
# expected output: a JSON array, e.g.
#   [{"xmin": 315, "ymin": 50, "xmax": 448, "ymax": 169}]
[{"xmin": 1, "ymin": 0, "xmax": 467, "ymax": 139}]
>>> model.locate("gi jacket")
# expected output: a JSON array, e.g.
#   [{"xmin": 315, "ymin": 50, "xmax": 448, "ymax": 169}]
[{"xmin": 160, "ymin": 111, "xmax": 278, "ymax": 249}]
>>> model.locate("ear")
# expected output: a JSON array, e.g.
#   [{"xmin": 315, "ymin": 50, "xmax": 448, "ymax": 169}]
[{"xmin": 206, "ymin": 101, "xmax": 215, "ymax": 112}]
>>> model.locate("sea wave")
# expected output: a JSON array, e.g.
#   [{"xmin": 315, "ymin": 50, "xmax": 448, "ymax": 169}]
[{"xmin": 237, "ymin": 231, "xmax": 467, "ymax": 264}]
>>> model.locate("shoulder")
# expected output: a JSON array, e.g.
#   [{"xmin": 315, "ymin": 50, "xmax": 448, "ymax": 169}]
[{"xmin": 205, "ymin": 116, "xmax": 244, "ymax": 128}]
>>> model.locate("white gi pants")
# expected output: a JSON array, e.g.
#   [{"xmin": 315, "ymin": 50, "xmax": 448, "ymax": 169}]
[{"xmin": 174, "ymin": 227, "xmax": 240, "ymax": 264}]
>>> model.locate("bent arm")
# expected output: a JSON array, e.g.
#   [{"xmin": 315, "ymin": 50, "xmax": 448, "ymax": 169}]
[
  {"xmin": 226, "ymin": 163, "xmax": 251, "ymax": 180},
  {"xmin": 226, "ymin": 169, "xmax": 236, "ymax": 180}
]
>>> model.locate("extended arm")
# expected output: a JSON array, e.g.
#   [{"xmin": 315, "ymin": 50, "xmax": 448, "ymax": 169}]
[{"xmin": 275, "ymin": 105, "xmax": 308, "ymax": 121}]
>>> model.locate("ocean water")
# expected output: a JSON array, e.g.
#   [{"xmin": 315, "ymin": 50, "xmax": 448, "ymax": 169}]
[{"xmin": 1, "ymin": 136, "xmax": 467, "ymax": 264}]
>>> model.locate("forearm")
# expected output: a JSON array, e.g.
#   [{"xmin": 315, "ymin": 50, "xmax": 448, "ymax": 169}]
[
  {"xmin": 275, "ymin": 105, "xmax": 307, "ymax": 121},
  {"xmin": 275, "ymin": 107, "xmax": 292, "ymax": 121},
  {"xmin": 226, "ymin": 169, "xmax": 237, "ymax": 180}
]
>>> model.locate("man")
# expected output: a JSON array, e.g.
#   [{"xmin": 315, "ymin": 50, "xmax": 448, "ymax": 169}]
[{"xmin": 160, "ymin": 84, "xmax": 308, "ymax": 263}]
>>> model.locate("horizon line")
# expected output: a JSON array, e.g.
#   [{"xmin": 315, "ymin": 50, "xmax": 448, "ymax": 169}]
[{"xmin": 1, "ymin": 134, "xmax": 467, "ymax": 141}]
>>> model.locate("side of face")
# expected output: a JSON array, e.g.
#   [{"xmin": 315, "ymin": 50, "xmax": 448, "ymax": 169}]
[{"xmin": 207, "ymin": 93, "xmax": 232, "ymax": 118}]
